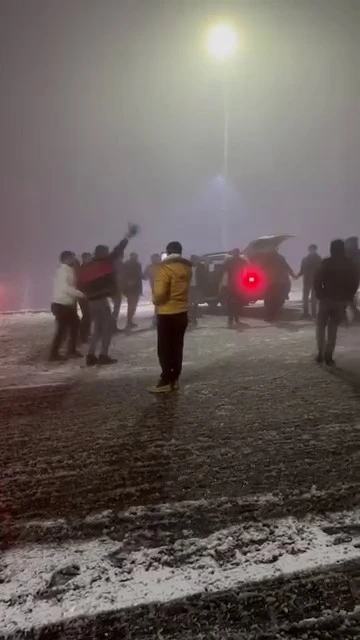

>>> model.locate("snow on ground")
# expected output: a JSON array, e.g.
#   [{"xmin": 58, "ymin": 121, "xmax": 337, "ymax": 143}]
[
  {"xmin": 1, "ymin": 296, "xmax": 360, "ymax": 390},
  {"xmin": 1, "ymin": 293, "xmax": 360, "ymax": 636},
  {"xmin": 1, "ymin": 506, "xmax": 360, "ymax": 633}
]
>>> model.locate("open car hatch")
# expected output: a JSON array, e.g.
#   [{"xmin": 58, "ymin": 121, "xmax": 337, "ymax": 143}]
[{"xmin": 243, "ymin": 234, "xmax": 295, "ymax": 257}]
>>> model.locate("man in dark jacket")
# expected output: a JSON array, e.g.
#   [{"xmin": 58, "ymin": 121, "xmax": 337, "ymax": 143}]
[
  {"xmin": 77, "ymin": 223, "xmax": 139, "ymax": 366},
  {"xmin": 298, "ymin": 244, "xmax": 322, "ymax": 319},
  {"xmin": 314, "ymin": 239, "xmax": 359, "ymax": 365},
  {"xmin": 221, "ymin": 249, "xmax": 247, "ymax": 328},
  {"xmin": 123, "ymin": 252, "xmax": 143, "ymax": 329}
]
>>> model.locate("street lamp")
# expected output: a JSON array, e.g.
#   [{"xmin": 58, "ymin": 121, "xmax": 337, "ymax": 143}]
[{"xmin": 206, "ymin": 22, "xmax": 238, "ymax": 250}]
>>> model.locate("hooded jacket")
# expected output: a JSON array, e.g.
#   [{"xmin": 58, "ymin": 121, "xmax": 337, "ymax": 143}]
[
  {"xmin": 152, "ymin": 254, "xmax": 192, "ymax": 315},
  {"xmin": 77, "ymin": 238, "xmax": 128, "ymax": 300},
  {"xmin": 314, "ymin": 242, "xmax": 359, "ymax": 302}
]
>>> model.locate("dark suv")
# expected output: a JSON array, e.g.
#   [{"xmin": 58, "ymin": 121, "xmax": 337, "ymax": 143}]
[{"xmin": 198, "ymin": 234, "xmax": 295, "ymax": 315}]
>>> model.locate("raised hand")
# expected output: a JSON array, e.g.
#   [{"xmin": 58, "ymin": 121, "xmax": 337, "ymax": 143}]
[{"xmin": 126, "ymin": 223, "xmax": 140, "ymax": 239}]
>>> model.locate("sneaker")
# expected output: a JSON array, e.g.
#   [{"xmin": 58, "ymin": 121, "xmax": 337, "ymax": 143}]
[
  {"xmin": 148, "ymin": 382, "xmax": 172, "ymax": 394},
  {"xmin": 172, "ymin": 380, "xmax": 180, "ymax": 391},
  {"xmin": 314, "ymin": 353, "xmax": 323, "ymax": 364},
  {"xmin": 324, "ymin": 354, "xmax": 335, "ymax": 366},
  {"xmin": 48, "ymin": 353, "xmax": 67, "ymax": 363},
  {"xmin": 86, "ymin": 354, "xmax": 98, "ymax": 367},
  {"xmin": 67, "ymin": 350, "xmax": 83, "ymax": 359},
  {"xmin": 98, "ymin": 355, "xmax": 118, "ymax": 365}
]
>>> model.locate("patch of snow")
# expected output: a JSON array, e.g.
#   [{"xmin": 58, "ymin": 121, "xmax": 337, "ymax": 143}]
[{"xmin": 1, "ymin": 508, "xmax": 360, "ymax": 634}]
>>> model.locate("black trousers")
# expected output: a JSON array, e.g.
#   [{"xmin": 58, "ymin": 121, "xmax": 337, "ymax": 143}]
[
  {"xmin": 302, "ymin": 282, "xmax": 317, "ymax": 318},
  {"xmin": 79, "ymin": 298, "xmax": 91, "ymax": 343},
  {"xmin": 228, "ymin": 293, "xmax": 243, "ymax": 323},
  {"xmin": 157, "ymin": 312, "xmax": 188, "ymax": 384},
  {"xmin": 50, "ymin": 303, "xmax": 79, "ymax": 357}
]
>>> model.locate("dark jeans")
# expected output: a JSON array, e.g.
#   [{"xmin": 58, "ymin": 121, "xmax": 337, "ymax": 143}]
[
  {"xmin": 316, "ymin": 299, "xmax": 346, "ymax": 356},
  {"xmin": 157, "ymin": 312, "xmax": 188, "ymax": 385},
  {"xmin": 228, "ymin": 293, "xmax": 243, "ymax": 324},
  {"xmin": 79, "ymin": 298, "xmax": 91, "ymax": 343},
  {"xmin": 50, "ymin": 303, "xmax": 79, "ymax": 357},
  {"xmin": 112, "ymin": 293, "xmax": 122, "ymax": 330},
  {"xmin": 88, "ymin": 298, "xmax": 112, "ymax": 357},
  {"xmin": 303, "ymin": 282, "xmax": 317, "ymax": 318},
  {"xmin": 126, "ymin": 292, "xmax": 139, "ymax": 326}
]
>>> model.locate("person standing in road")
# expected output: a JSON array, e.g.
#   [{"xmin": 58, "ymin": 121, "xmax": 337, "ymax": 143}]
[
  {"xmin": 49, "ymin": 251, "xmax": 84, "ymax": 362},
  {"xmin": 314, "ymin": 239, "xmax": 359, "ymax": 365},
  {"xmin": 143, "ymin": 253, "xmax": 161, "ymax": 326},
  {"xmin": 298, "ymin": 244, "xmax": 322, "ymax": 320},
  {"xmin": 123, "ymin": 252, "xmax": 143, "ymax": 330},
  {"xmin": 221, "ymin": 249, "xmax": 247, "ymax": 328},
  {"xmin": 148, "ymin": 241, "xmax": 191, "ymax": 393},
  {"xmin": 77, "ymin": 223, "xmax": 139, "ymax": 366}
]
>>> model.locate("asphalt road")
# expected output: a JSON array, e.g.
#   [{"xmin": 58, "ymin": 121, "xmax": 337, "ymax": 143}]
[{"xmin": 1, "ymin": 308, "xmax": 360, "ymax": 639}]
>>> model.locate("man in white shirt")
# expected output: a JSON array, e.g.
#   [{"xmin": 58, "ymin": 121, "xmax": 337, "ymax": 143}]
[{"xmin": 50, "ymin": 251, "xmax": 84, "ymax": 362}]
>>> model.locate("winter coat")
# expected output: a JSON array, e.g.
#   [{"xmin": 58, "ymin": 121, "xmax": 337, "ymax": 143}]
[
  {"xmin": 52, "ymin": 264, "xmax": 83, "ymax": 307},
  {"xmin": 77, "ymin": 238, "xmax": 128, "ymax": 300},
  {"xmin": 314, "ymin": 256, "xmax": 359, "ymax": 302},
  {"xmin": 221, "ymin": 257, "xmax": 247, "ymax": 292},
  {"xmin": 152, "ymin": 254, "xmax": 192, "ymax": 315}
]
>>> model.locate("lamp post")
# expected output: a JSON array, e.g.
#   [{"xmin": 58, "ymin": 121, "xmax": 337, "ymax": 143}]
[{"xmin": 206, "ymin": 23, "xmax": 238, "ymax": 251}]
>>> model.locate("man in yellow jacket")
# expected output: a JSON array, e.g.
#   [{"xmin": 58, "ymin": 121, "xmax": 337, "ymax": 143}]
[{"xmin": 148, "ymin": 241, "xmax": 192, "ymax": 393}]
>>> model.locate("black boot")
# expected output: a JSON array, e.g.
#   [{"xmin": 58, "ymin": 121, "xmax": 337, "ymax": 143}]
[
  {"xmin": 98, "ymin": 355, "xmax": 118, "ymax": 365},
  {"xmin": 324, "ymin": 353, "xmax": 335, "ymax": 366}
]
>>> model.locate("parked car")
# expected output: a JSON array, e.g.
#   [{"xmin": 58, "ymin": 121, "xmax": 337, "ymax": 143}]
[{"xmin": 198, "ymin": 234, "xmax": 295, "ymax": 315}]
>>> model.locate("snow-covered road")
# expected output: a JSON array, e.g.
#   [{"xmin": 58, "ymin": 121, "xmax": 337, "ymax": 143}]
[{"xmin": 1, "ymin": 307, "xmax": 360, "ymax": 638}]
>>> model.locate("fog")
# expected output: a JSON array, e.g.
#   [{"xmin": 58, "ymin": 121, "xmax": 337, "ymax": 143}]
[{"xmin": 0, "ymin": 0, "xmax": 359, "ymax": 308}]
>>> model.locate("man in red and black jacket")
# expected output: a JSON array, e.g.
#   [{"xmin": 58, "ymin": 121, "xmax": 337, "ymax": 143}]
[{"xmin": 77, "ymin": 223, "xmax": 139, "ymax": 366}]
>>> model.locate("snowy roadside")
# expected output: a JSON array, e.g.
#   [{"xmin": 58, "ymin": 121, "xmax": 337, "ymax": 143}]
[{"xmin": 1, "ymin": 506, "xmax": 360, "ymax": 634}]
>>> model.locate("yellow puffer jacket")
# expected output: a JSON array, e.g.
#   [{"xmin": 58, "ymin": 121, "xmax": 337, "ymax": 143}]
[{"xmin": 152, "ymin": 254, "xmax": 192, "ymax": 314}]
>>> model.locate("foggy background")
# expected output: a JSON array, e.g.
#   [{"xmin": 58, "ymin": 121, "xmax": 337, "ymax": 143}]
[{"xmin": 0, "ymin": 0, "xmax": 359, "ymax": 309}]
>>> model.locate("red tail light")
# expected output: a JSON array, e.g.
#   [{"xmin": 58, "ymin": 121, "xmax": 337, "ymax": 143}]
[{"xmin": 237, "ymin": 265, "xmax": 267, "ymax": 297}]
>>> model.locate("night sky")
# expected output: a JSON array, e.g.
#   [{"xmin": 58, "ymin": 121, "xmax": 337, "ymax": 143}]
[{"xmin": 0, "ymin": 0, "xmax": 359, "ymax": 305}]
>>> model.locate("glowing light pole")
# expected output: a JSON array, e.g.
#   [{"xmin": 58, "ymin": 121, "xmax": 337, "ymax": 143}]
[{"xmin": 206, "ymin": 23, "xmax": 238, "ymax": 250}]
